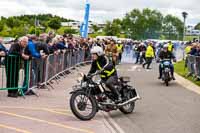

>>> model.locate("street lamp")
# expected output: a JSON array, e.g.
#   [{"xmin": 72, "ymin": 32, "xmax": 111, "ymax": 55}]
[
  {"xmin": 182, "ymin": 12, "xmax": 188, "ymax": 60},
  {"xmin": 182, "ymin": 12, "xmax": 188, "ymax": 41}
]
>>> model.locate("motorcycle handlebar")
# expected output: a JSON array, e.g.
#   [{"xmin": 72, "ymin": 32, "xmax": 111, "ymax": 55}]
[{"xmin": 87, "ymin": 71, "xmax": 102, "ymax": 78}]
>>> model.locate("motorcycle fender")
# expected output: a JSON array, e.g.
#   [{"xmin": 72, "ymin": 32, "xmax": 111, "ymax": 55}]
[{"xmin": 69, "ymin": 89, "xmax": 82, "ymax": 94}]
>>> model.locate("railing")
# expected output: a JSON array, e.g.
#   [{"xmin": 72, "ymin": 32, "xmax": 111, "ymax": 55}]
[
  {"xmin": 186, "ymin": 55, "xmax": 200, "ymax": 80},
  {"xmin": 27, "ymin": 49, "xmax": 90, "ymax": 95},
  {"xmin": 0, "ymin": 55, "xmax": 30, "ymax": 97},
  {"xmin": 0, "ymin": 49, "xmax": 91, "ymax": 97}
]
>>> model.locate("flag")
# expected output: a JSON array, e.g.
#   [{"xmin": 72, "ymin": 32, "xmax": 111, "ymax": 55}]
[{"xmin": 80, "ymin": 0, "xmax": 90, "ymax": 38}]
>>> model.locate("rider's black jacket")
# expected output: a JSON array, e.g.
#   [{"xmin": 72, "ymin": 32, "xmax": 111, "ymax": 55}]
[
  {"xmin": 88, "ymin": 55, "xmax": 117, "ymax": 81},
  {"xmin": 159, "ymin": 50, "xmax": 175, "ymax": 60}
]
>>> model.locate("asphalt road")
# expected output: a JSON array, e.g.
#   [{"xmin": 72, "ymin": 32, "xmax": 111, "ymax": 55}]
[
  {"xmin": 109, "ymin": 62, "xmax": 200, "ymax": 133},
  {"xmin": 0, "ymin": 53, "xmax": 200, "ymax": 133}
]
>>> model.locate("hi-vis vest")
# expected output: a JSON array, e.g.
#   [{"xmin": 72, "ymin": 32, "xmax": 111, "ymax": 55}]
[
  {"xmin": 116, "ymin": 44, "xmax": 123, "ymax": 53},
  {"xmin": 185, "ymin": 46, "xmax": 192, "ymax": 55},
  {"xmin": 168, "ymin": 43, "xmax": 173, "ymax": 52},
  {"xmin": 97, "ymin": 61, "xmax": 115, "ymax": 78},
  {"xmin": 145, "ymin": 45, "xmax": 154, "ymax": 58}
]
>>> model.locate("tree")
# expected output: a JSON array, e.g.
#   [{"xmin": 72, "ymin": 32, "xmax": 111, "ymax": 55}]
[
  {"xmin": 103, "ymin": 21, "xmax": 121, "ymax": 36},
  {"xmin": 47, "ymin": 18, "xmax": 61, "ymax": 30},
  {"xmin": 122, "ymin": 8, "xmax": 163, "ymax": 39},
  {"xmin": 142, "ymin": 8, "xmax": 163, "ymax": 39},
  {"xmin": 0, "ymin": 21, "xmax": 4, "ymax": 32},
  {"xmin": 57, "ymin": 27, "xmax": 77, "ymax": 34},
  {"xmin": 163, "ymin": 15, "xmax": 184, "ymax": 40},
  {"xmin": 10, "ymin": 26, "xmax": 27, "ymax": 37},
  {"xmin": 91, "ymin": 24, "xmax": 100, "ymax": 33},
  {"xmin": 195, "ymin": 23, "xmax": 200, "ymax": 30},
  {"xmin": 6, "ymin": 17, "xmax": 20, "ymax": 28}
]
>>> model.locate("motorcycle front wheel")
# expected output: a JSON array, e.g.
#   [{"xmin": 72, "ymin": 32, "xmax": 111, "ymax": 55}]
[{"xmin": 70, "ymin": 91, "xmax": 97, "ymax": 121}]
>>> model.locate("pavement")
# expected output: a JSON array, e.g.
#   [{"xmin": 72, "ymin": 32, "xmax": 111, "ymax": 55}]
[{"xmin": 109, "ymin": 62, "xmax": 200, "ymax": 133}]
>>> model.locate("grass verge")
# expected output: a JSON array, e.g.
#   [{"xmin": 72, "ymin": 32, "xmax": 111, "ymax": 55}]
[{"xmin": 174, "ymin": 61, "xmax": 200, "ymax": 86}]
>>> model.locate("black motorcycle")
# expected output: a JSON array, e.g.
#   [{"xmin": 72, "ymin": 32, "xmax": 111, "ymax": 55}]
[
  {"xmin": 69, "ymin": 72, "xmax": 140, "ymax": 121},
  {"xmin": 160, "ymin": 59, "xmax": 172, "ymax": 86}
]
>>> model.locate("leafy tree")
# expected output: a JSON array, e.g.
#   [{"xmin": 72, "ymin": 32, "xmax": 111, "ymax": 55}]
[
  {"xmin": 11, "ymin": 26, "xmax": 26, "ymax": 37},
  {"xmin": 91, "ymin": 24, "xmax": 100, "ymax": 33},
  {"xmin": 0, "ymin": 21, "xmax": 4, "ymax": 32},
  {"xmin": 122, "ymin": 9, "xmax": 144, "ymax": 39},
  {"xmin": 48, "ymin": 18, "xmax": 61, "ymax": 30},
  {"xmin": 28, "ymin": 26, "xmax": 36, "ymax": 34},
  {"xmin": 122, "ymin": 8, "xmax": 163, "ymax": 39},
  {"xmin": 64, "ymin": 27, "xmax": 77, "ymax": 34},
  {"xmin": 103, "ymin": 21, "xmax": 121, "ymax": 36},
  {"xmin": 6, "ymin": 17, "xmax": 20, "ymax": 28},
  {"xmin": 195, "ymin": 23, "xmax": 200, "ymax": 30},
  {"xmin": 163, "ymin": 15, "xmax": 184, "ymax": 40}
]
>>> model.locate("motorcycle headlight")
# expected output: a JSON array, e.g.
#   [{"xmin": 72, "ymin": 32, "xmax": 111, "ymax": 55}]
[
  {"xmin": 81, "ymin": 82, "xmax": 87, "ymax": 88},
  {"xmin": 92, "ymin": 75, "xmax": 101, "ymax": 84}
]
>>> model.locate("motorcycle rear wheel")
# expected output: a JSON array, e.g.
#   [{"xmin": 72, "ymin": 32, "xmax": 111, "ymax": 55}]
[{"xmin": 119, "ymin": 90, "xmax": 135, "ymax": 114}]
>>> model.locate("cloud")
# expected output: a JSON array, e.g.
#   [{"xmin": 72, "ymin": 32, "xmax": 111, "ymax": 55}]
[{"xmin": 0, "ymin": 0, "xmax": 199, "ymax": 25}]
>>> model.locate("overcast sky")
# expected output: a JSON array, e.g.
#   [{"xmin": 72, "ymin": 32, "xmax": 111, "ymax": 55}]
[{"xmin": 0, "ymin": 0, "xmax": 199, "ymax": 25}]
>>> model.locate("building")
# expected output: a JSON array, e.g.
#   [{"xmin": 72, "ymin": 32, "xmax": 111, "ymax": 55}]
[
  {"xmin": 61, "ymin": 21, "xmax": 81, "ymax": 30},
  {"xmin": 186, "ymin": 25, "xmax": 200, "ymax": 36},
  {"xmin": 61, "ymin": 21, "xmax": 106, "ymax": 34}
]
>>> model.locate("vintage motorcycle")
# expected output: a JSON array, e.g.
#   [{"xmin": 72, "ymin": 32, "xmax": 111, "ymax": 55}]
[
  {"xmin": 160, "ymin": 59, "xmax": 173, "ymax": 86},
  {"xmin": 69, "ymin": 72, "xmax": 141, "ymax": 120}
]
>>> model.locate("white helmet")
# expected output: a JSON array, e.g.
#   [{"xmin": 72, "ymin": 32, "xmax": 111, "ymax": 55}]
[
  {"xmin": 91, "ymin": 46, "xmax": 104, "ymax": 56},
  {"xmin": 163, "ymin": 44, "xmax": 168, "ymax": 48}
]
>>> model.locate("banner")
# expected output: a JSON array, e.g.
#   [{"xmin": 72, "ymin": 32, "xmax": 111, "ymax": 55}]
[{"xmin": 80, "ymin": 0, "xmax": 90, "ymax": 38}]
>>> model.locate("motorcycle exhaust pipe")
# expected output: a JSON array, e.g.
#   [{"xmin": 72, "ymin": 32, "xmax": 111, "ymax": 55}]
[
  {"xmin": 118, "ymin": 95, "xmax": 141, "ymax": 107},
  {"xmin": 99, "ymin": 95, "xmax": 141, "ymax": 107}
]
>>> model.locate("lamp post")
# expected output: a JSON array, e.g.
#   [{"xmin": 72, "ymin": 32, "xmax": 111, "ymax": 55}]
[{"xmin": 182, "ymin": 12, "xmax": 188, "ymax": 41}]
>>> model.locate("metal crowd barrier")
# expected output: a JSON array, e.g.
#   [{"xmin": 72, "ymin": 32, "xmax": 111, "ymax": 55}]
[
  {"xmin": 27, "ymin": 49, "xmax": 88, "ymax": 94},
  {"xmin": 0, "ymin": 55, "xmax": 30, "ymax": 97},
  {"xmin": 186, "ymin": 55, "xmax": 200, "ymax": 80}
]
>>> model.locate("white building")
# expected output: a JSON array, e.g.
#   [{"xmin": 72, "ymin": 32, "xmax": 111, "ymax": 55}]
[
  {"xmin": 61, "ymin": 21, "xmax": 81, "ymax": 30},
  {"xmin": 61, "ymin": 21, "xmax": 106, "ymax": 34},
  {"xmin": 186, "ymin": 25, "xmax": 200, "ymax": 35}
]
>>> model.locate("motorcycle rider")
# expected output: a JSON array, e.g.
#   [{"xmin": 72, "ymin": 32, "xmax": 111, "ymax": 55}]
[
  {"xmin": 116, "ymin": 41, "xmax": 123, "ymax": 64},
  {"xmin": 88, "ymin": 46, "xmax": 122, "ymax": 102},
  {"xmin": 105, "ymin": 40, "xmax": 118, "ymax": 65},
  {"xmin": 158, "ymin": 44, "xmax": 176, "ymax": 80}
]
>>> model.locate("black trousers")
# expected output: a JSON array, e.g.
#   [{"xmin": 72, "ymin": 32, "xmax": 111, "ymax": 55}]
[
  {"xmin": 104, "ymin": 76, "xmax": 120, "ymax": 99},
  {"xmin": 143, "ymin": 57, "xmax": 153, "ymax": 68}
]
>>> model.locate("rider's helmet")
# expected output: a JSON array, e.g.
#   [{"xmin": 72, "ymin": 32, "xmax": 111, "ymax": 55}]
[
  {"xmin": 163, "ymin": 44, "xmax": 168, "ymax": 51},
  {"xmin": 91, "ymin": 46, "xmax": 104, "ymax": 56}
]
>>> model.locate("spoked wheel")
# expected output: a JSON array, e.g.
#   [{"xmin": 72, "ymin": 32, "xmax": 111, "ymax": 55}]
[
  {"xmin": 70, "ymin": 91, "xmax": 97, "ymax": 121},
  {"xmin": 119, "ymin": 90, "xmax": 135, "ymax": 114}
]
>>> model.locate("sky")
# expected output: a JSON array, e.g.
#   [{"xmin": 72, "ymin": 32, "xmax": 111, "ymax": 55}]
[{"xmin": 0, "ymin": 0, "xmax": 199, "ymax": 25}]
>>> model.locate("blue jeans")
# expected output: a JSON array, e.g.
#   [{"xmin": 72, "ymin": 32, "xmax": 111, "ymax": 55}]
[{"xmin": 159, "ymin": 62, "xmax": 174, "ymax": 77}]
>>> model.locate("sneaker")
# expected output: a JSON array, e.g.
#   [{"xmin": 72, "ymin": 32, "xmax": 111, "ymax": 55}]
[{"xmin": 172, "ymin": 76, "xmax": 176, "ymax": 80}]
